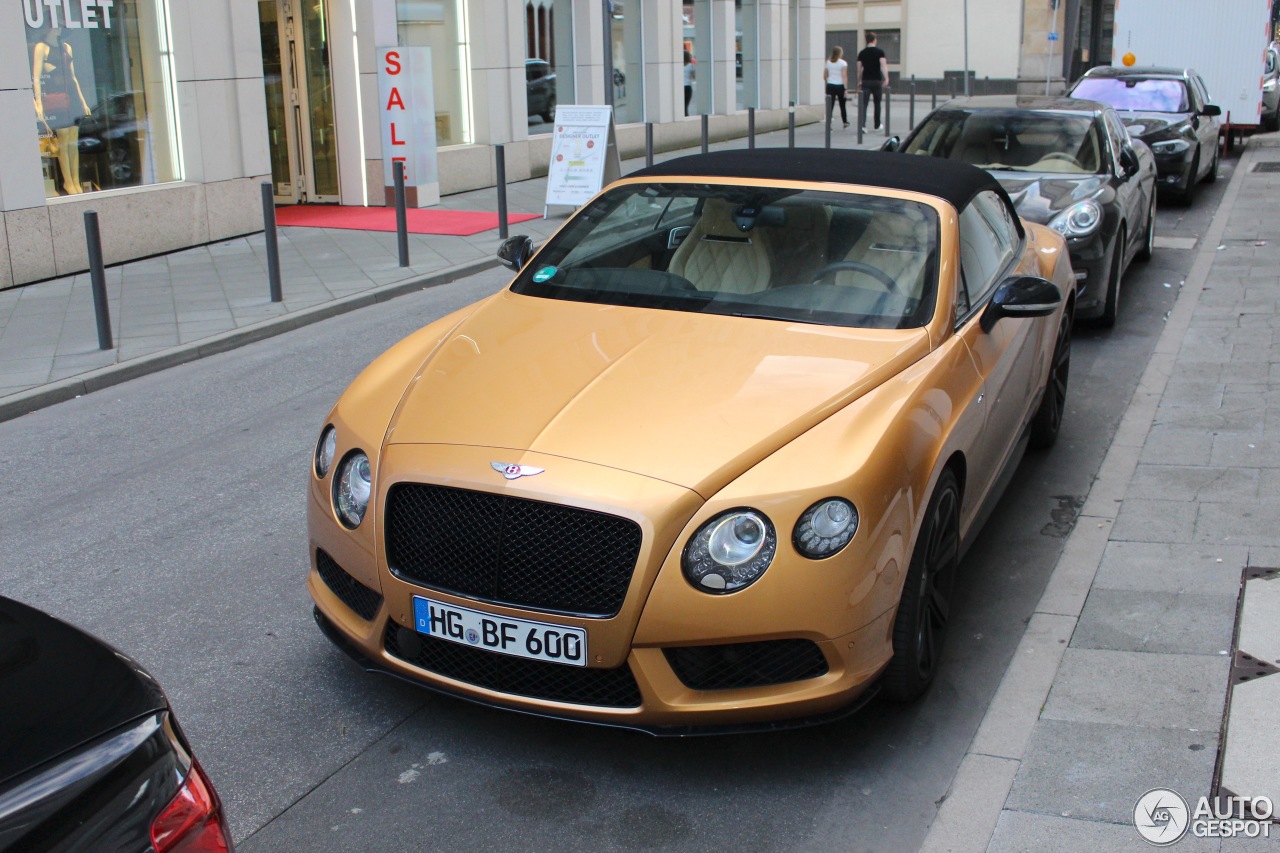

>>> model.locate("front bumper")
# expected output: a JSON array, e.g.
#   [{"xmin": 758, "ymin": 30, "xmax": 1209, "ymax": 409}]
[
  {"xmin": 312, "ymin": 604, "xmax": 882, "ymax": 735},
  {"xmin": 1063, "ymin": 234, "xmax": 1110, "ymax": 318},
  {"xmin": 1152, "ymin": 148, "xmax": 1196, "ymax": 193}
]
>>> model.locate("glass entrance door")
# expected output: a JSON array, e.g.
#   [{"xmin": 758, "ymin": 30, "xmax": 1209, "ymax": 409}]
[{"xmin": 258, "ymin": 0, "xmax": 339, "ymax": 204}]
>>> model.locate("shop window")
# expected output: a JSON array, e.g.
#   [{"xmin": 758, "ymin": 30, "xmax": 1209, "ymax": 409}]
[
  {"xmin": 525, "ymin": 0, "xmax": 574, "ymax": 135},
  {"xmin": 609, "ymin": 0, "xmax": 642, "ymax": 124},
  {"xmin": 25, "ymin": 0, "xmax": 181, "ymax": 198},
  {"xmin": 397, "ymin": 0, "xmax": 473, "ymax": 147}
]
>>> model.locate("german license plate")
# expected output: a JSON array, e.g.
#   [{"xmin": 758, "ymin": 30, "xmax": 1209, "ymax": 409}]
[{"xmin": 412, "ymin": 596, "xmax": 587, "ymax": 667}]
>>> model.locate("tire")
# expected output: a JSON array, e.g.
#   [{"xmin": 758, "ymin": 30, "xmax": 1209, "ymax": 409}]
[
  {"xmin": 1097, "ymin": 227, "xmax": 1125, "ymax": 328},
  {"xmin": 1136, "ymin": 193, "xmax": 1155, "ymax": 262},
  {"xmin": 1204, "ymin": 139, "xmax": 1219, "ymax": 184},
  {"xmin": 882, "ymin": 469, "xmax": 961, "ymax": 702},
  {"xmin": 1264, "ymin": 112, "xmax": 1280, "ymax": 132},
  {"xmin": 1177, "ymin": 153, "xmax": 1199, "ymax": 206},
  {"xmin": 1029, "ymin": 310, "xmax": 1072, "ymax": 450}
]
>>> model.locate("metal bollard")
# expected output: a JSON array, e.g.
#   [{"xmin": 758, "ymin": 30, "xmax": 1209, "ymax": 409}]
[
  {"xmin": 701, "ymin": 115, "xmax": 709, "ymax": 154},
  {"xmin": 645, "ymin": 122, "xmax": 654, "ymax": 167},
  {"xmin": 825, "ymin": 94, "xmax": 833, "ymax": 149},
  {"xmin": 932, "ymin": 80, "xmax": 937, "ymax": 110},
  {"xmin": 748, "ymin": 107, "xmax": 755, "ymax": 149},
  {"xmin": 857, "ymin": 92, "xmax": 864, "ymax": 145},
  {"xmin": 83, "ymin": 210, "xmax": 113, "ymax": 350},
  {"xmin": 393, "ymin": 160, "xmax": 409, "ymax": 268},
  {"xmin": 260, "ymin": 182, "xmax": 283, "ymax": 304},
  {"xmin": 788, "ymin": 101, "xmax": 795, "ymax": 148},
  {"xmin": 909, "ymin": 76, "xmax": 916, "ymax": 129},
  {"xmin": 885, "ymin": 91, "xmax": 891, "ymax": 137},
  {"xmin": 495, "ymin": 144, "xmax": 508, "ymax": 240}
]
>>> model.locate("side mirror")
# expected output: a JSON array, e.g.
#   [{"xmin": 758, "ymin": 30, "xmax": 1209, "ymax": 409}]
[
  {"xmin": 1119, "ymin": 147, "xmax": 1140, "ymax": 178},
  {"xmin": 880, "ymin": 136, "xmax": 901, "ymax": 152},
  {"xmin": 980, "ymin": 275, "xmax": 1061, "ymax": 332},
  {"xmin": 1202, "ymin": 104, "xmax": 1222, "ymax": 117},
  {"xmin": 497, "ymin": 235, "xmax": 534, "ymax": 271}
]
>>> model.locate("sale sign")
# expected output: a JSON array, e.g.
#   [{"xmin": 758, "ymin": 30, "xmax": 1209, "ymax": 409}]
[{"xmin": 377, "ymin": 46, "xmax": 440, "ymax": 207}]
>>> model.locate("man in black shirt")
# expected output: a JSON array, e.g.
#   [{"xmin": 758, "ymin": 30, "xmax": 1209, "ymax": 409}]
[{"xmin": 856, "ymin": 32, "xmax": 889, "ymax": 131}]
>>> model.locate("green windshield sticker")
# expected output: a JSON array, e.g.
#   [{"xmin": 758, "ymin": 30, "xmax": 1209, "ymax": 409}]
[{"xmin": 532, "ymin": 266, "xmax": 558, "ymax": 283}]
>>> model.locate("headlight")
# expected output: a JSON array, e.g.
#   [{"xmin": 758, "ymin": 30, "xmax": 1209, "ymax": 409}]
[
  {"xmin": 1150, "ymin": 138, "xmax": 1191, "ymax": 155},
  {"xmin": 1264, "ymin": 78, "xmax": 1277, "ymax": 92},
  {"xmin": 682, "ymin": 509, "xmax": 777, "ymax": 593},
  {"xmin": 314, "ymin": 425, "xmax": 337, "ymax": 478},
  {"xmin": 1048, "ymin": 199, "xmax": 1103, "ymax": 239},
  {"xmin": 333, "ymin": 451, "xmax": 372, "ymax": 528},
  {"xmin": 794, "ymin": 498, "xmax": 859, "ymax": 559}
]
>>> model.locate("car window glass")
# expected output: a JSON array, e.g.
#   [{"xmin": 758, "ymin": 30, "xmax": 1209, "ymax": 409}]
[
  {"xmin": 957, "ymin": 196, "xmax": 1014, "ymax": 310},
  {"xmin": 1192, "ymin": 76, "xmax": 1211, "ymax": 107},
  {"xmin": 1071, "ymin": 77, "xmax": 1189, "ymax": 112},
  {"xmin": 903, "ymin": 109, "xmax": 1102, "ymax": 174},
  {"xmin": 513, "ymin": 184, "xmax": 942, "ymax": 330}
]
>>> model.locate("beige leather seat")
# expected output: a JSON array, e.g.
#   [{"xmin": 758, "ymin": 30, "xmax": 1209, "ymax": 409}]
[
  {"xmin": 832, "ymin": 207, "xmax": 932, "ymax": 302},
  {"xmin": 668, "ymin": 198, "xmax": 772, "ymax": 294}
]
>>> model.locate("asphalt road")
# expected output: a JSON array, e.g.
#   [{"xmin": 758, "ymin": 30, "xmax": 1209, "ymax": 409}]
[{"xmin": 0, "ymin": 162, "xmax": 1230, "ymax": 852}]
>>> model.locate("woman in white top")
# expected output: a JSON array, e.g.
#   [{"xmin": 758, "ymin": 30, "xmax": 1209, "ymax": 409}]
[{"xmin": 824, "ymin": 46, "xmax": 850, "ymax": 128}]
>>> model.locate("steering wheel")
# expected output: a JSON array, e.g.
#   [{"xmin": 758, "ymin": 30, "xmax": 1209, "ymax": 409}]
[
  {"xmin": 1038, "ymin": 152, "xmax": 1081, "ymax": 166},
  {"xmin": 811, "ymin": 260, "xmax": 900, "ymax": 293}
]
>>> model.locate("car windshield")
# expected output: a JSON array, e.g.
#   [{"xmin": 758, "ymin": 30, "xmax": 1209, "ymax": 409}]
[
  {"xmin": 902, "ymin": 108, "xmax": 1103, "ymax": 174},
  {"xmin": 1071, "ymin": 77, "xmax": 1190, "ymax": 112},
  {"xmin": 511, "ymin": 184, "xmax": 941, "ymax": 329}
]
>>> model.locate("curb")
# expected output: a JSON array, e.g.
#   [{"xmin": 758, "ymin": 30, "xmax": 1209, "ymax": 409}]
[
  {"xmin": 0, "ymin": 256, "xmax": 501, "ymax": 425},
  {"xmin": 917, "ymin": 142, "xmax": 1257, "ymax": 853}
]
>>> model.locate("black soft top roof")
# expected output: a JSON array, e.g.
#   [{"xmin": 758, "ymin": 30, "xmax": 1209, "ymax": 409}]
[{"xmin": 630, "ymin": 148, "xmax": 1007, "ymax": 213}]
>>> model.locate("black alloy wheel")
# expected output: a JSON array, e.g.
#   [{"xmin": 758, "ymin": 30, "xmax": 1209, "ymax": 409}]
[
  {"xmin": 1029, "ymin": 310, "xmax": 1072, "ymax": 450},
  {"xmin": 883, "ymin": 469, "xmax": 960, "ymax": 702},
  {"xmin": 1098, "ymin": 226, "xmax": 1125, "ymax": 328},
  {"xmin": 1136, "ymin": 192, "xmax": 1156, "ymax": 262}
]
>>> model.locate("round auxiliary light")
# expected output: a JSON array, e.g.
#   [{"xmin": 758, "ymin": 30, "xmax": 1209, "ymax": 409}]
[
  {"xmin": 314, "ymin": 425, "xmax": 337, "ymax": 478},
  {"xmin": 333, "ymin": 451, "xmax": 372, "ymax": 528},
  {"xmin": 682, "ymin": 509, "xmax": 777, "ymax": 594},
  {"xmin": 794, "ymin": 498, "xmax": 859, "ymax": 559}
]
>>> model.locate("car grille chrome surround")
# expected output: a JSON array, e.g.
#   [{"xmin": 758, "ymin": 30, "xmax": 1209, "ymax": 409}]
[
  {"xmin": 664, "ymin": 640, "xmax": 830, "ymax": 690},
  {"xmin": 315, "ymin": 549, "xmax": 383, "ymax": 621},
  {"xmin": 383, "ymin": 621, "xmax": 642, "ymax": 708},
  {"xmin": 384, "ymin": 483, "xmax": 643, "ymax": 618}
]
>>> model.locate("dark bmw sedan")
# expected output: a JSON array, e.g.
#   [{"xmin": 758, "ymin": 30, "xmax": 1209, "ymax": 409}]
[
  {"xmin": 885, "ymin": 95, "xmax": 1156, "ymax": 327},
  {"xmin": 1069, "ymin": 65, "xmax": 1221, "ymax": 205},
  {"xmin": 0, "ymin": 596, "xmax": 233, "ymax": 852}
]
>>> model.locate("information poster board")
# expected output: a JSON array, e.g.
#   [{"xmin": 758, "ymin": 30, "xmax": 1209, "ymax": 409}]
[
  {"xmin": 544, "ymin": 106, "xmax": 620, "ymax": 214},
  {"xmin": 377, "ymin": 46, "xmax": 440, "ymax": 207}
]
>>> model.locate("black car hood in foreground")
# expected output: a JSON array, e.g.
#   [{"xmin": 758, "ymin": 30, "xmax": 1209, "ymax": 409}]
[
  {"xmin": 993, "ymin": 173, "xmax": 1108, "ymax": 226},
  {"xmin": 0, "ymin": 596, "xmax": 166, "ymax": 786}
]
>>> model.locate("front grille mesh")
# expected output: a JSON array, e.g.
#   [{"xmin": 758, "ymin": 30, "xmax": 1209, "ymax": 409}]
[
  {"xmin": 385, "ymin": 484, "xmax": 643, "ymax": 617},
  {"xmin": 664, "ymin": 640, "xmax": 829, "ymax": 690},
  {"xmin": 384, "ymin": 620, "xmax": 642, "ymax": 708},
  {"xmin": 315, "ymin": 550, "xmax": 383, "ymax": 621}
]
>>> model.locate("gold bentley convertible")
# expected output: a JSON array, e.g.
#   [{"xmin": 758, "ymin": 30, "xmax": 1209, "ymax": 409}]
[{"xmin": 307, "ymin": 149, "xmax": 1074, "ymax": 734}]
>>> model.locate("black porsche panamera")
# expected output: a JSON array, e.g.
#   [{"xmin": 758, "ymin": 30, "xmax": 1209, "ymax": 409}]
[{"xmin": 884, "ymin": 95, "xmax": 1158, "ymax": 327}]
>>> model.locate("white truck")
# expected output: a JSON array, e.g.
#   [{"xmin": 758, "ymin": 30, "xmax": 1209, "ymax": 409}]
[{"xmin": 1111, "ymin": 0, "xmax": 1274, "ymax": 142}]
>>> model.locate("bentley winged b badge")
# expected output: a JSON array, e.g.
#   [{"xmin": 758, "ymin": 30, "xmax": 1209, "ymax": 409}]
[{"xmin": 491, "ymin": 462, "xmax": 545, "ymax": 480}]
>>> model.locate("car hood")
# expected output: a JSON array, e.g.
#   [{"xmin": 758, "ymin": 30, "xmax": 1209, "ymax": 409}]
[
  {"xmin": 0, "ymin": 596, "xmax": 166, "ymax": 788},
  {"xmin": 387, "ymin": 291, "xmax": 931, "ymax": 495},
  {"xmin": 1113, "ymin": 111, "xmax": 1189, "ymax": 139},
  {"xmin": 994, "ymin": 173, "xmax": 1108, "ymax": 225}
]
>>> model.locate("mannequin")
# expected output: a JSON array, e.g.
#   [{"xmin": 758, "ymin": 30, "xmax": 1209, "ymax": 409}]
[{"xmin": 33, "ymin": 27, "xmax": 91, "ymax": 194}]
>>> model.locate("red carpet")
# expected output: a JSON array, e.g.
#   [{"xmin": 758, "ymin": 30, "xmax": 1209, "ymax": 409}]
[{"xmin": 274, "ymin": 205, "xmax": 540, "ymax": 237}]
